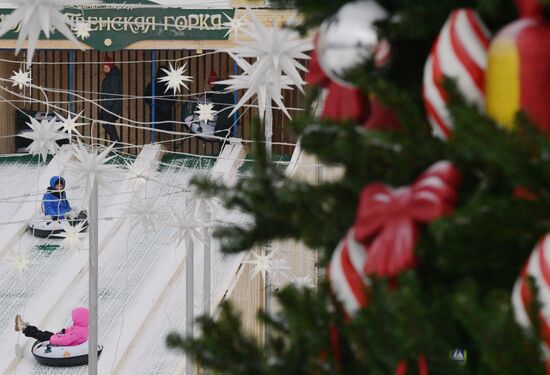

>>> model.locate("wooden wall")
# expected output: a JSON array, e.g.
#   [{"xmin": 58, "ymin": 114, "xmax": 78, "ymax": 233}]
[
  {"xmin": 226, "ymin": 260, "xmax": 265, "ymax": 339},
  {"xmin": 0, "ymin": 51, "xmax": 19, "ymax": 153},
  {"xmin": 0, "ymin": 49, "xmax": 302, "ymax": 155}
]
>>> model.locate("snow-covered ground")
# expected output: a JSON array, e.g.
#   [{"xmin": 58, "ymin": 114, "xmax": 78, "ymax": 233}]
[{"xmin": 0, "ymin": 143, "xmax": 248, "ymax": 375}]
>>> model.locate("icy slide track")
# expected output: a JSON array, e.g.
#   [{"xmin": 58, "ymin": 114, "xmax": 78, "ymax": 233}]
[{"xmin": 0, "ymin": 141, "xmax": 249, "ymax": 375}]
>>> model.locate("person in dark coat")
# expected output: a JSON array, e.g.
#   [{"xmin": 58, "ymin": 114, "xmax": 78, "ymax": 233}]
[
  {"xmin": 145, "ymin": 66, "xmax": 175, "ymax": 142},
  {"xmin": 206, "ymin": 71, "xmax": 235, "ymax": 141},
  {"xmin": 99, "ymin": 54, "xmax": 122, "ymax": 142}
]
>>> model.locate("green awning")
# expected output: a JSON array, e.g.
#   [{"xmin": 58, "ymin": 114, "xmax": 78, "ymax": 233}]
[{"xmin": 0, "ymin": 5, "xmax": 234, "ymax": 51}]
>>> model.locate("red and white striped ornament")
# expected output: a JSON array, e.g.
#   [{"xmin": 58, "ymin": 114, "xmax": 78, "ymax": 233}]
[
  {"xmin": 423, "ymin": 8, "xmax": 491, "ymax": 139},
  {"xmin": 328, "ymin": 161, "xmax": 461, "ymax": 316},
  {"xmin": 328, "ymin": 229, "xmax": 371, "ymax": 315},
  {"xmin": 374, "ymin": 38, "xmax": 392, "ymax": 68},
  {"xmin": 512, "ymin": 234, "xmax": 550, "ymax": 363}
]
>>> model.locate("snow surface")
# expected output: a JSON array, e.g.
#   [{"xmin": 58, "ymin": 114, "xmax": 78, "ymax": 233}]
[{"xmin": 0, "ymin": 143, "xmax": 248, "ymax": 375}]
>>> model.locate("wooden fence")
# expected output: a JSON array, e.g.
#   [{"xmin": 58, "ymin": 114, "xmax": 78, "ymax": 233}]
[{"xmin": 0, "ymin": 49, "xmax": 303, "ymax": 155}]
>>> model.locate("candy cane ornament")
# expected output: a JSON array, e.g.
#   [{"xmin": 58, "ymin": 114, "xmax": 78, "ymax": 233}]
[{"xmin": 423, "ymin": 8, "xmax": 491, "ymax": 139}]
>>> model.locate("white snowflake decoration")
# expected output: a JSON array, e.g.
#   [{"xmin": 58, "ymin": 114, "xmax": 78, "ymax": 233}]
[
  {"xmin": 125, "ymin": 157, "xmax": 155, "ymax": 191},
  {"xmin": 289, "ymin": 275, "xmax": 314, "ymax": 289},
  {"xmin": 0, "ymin": 0, "xmax": 86, "ymax": 67},
  {"xmin": 195, "ymin": 102, "xmax": 216, "ymax": 122},
  {"xmin": 194, "ymin": 196, "xmax": 222, "ymax": 221},
  {"xmin": 268, "ymin": 258, "xmax": 290, "ymax": 285},
  {"xmin": 189, "ymin": 177, "xmax": 223, "ymax": 220},
  {"xmin": 236, "ymin": 10, "xmax": 312, "ymax": 89},
  {"xmin": 169, "ymin": 202, "xmax": 207, "ymax": 246},
  {"xmin": 58, "ymin": 111, "xmax": 87, "ymax": 137},
  {"xmin": 246, "ymin": 251, "xmax": 272, "ymax": 282},
  {"xmin": 58, "ymin": 221, "xmax": 87, "ymax": 250},
  {"xmin": 222, "ymin": 12, "xmax": 246, "ymax": 39},
  {"xmin": 218, "ymin": 54, "xmax": 293, "ymax": 118},
  {"xmin": 284, "ymin": 13, "xmax": 301, "ymax": 29},
  {"xmin": 218, "ymin": 10, "xmax": 312, "ymax": 119},
  {"xmin": 10, "ymin": 68, "xmax": 31, "ymax": 90},
  {"xmin": 66, "ymin": 141, "xmax": 117, "ymax": 199},
  {"xmin": 74, "ymin": 20, "xmax": 91, "ymax": 40},
  {"xmin": 128, "ymin": 194, "xmax": 161, "ymax": 232},
  {"xmin": 158, "ymin": 62, "xmax": 192, "ymax": 95},
  {"xmin": 246, "ymin": 251, "xmax": 289, "ymax": 284},
  {"xmin": 4, "ymin": 248, "xmax": 30, "ymax": 273},
  {"xmin": 19, "ymin": 116, "xmax": 68, "ymax": 162}
]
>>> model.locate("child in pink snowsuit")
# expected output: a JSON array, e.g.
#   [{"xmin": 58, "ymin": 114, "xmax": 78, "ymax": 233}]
[{"xmin": 16, "ymin": 307, "xmax": 89, "ymax": 346}]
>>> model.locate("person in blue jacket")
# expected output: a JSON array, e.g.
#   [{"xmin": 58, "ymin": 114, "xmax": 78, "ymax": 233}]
[{"xmin": 42, "ymin": 176, "xmax": 71, "ymax": 220}]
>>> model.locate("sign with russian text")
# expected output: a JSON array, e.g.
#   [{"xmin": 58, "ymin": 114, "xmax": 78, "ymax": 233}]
[{"xmin": 0, "ymin": 6, "xmax": 234, "ymax": 51}]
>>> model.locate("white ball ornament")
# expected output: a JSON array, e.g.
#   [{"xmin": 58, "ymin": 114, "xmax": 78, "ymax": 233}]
[{"xmin": 317, "ymin": 0, "xmax": 390, "ymax": 87}]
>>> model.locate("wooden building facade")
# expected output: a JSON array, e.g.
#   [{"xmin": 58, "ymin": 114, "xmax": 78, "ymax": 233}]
[{"xmin": 0, "ymin": 8, "xmax": 303, "ymax": 156}]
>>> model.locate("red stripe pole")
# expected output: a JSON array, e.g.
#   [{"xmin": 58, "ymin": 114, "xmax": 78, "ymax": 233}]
[
  {"xmin": 449, "ymin": 12, "xmax": 485, "ymax": 93},
  {"xmin": 340, "ymin": 240, "xmax": 369, "ymax": 309}
]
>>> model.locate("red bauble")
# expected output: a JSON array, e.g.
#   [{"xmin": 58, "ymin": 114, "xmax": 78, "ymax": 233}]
[
  {"xmin": 307, "ymin": 38, "xmax": 371, "ymax": 123},
  {"xmin": 364, "ymin": 97, "xmax": 401, "ymax": 131},
  {"xmin": 515, "ymin": 0, "xmax": 544, "ymax": 18}
]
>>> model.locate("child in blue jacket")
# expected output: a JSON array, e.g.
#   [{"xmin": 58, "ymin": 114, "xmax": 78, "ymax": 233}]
[{"xmin": 43, "ymin": 176, "xmax": 71, "ymax": 220}]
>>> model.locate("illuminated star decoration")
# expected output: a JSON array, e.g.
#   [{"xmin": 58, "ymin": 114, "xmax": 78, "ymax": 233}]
[
  {"xmin": 289, "ymin": 275, "xmax": 314, "ymax": 289},
  {"xmin": 58, "ymin": 111, "xmax": 87, "ymax": 138},
  {"xmin": 74, "ymin": 20, "xmax": 91, "ymax": 40},
  {"xmin": 219, "ymin": 54, "xmax": 293, "ymax": 118},
  {"xmin": 189, "ymin": 177, "xmax": 223, "ymax": 220},
  {"xmin": 268, "ymin": 257, "xmax": 291, "ymax": 285},
  {"xmin": 169, "ymin": 202, "xmax": 206, "ymax": 246},
  {"xmin": 128, "ymin": 194, "xmax": 161, "ymax": 232},
  {"xmin": 218, "ymin": 10, "xmax": 313, "ymax": 119},
  {"xmin": 195, "ymin": 102, "xmax": 216, "ymax": 122},
  {"xmin": 58, "ymin": 221, "xmax": 87, "ymax": 250},
  {"xmin": 4, "ymin": 248, "xmax": 30, "ymax": 273},
  {"xmin": 158, "ymin": 62, "xmax": 192, "ymax": 95},
  {"xmin": 10, "ymin": 68, "xmax": 31, "ymax": 90},
  {"xmin": 125, "ymin": 157, "xmax": 156, "ymax": 191},
  {"xmin": 222, "ymin": 12, "xmax": 246, "ymax": 40},
  {"xmin": 194, "ymin": 196, "xmax": 222, "ymax": 221},
  {"xmin": 246, "ymin": 251, "xmax": 290, "ymax": 284},
  {"xmin": 0, "ymin": 0, "xmax": 85, "ymax": 67},
  {"xmin": 218, "ymin": 54, "xmax": 293, "ymax": 146},
  {"xmin": 19, "ymin": 117, "xmax": 68, "ymax": 162},
  {"xmin": 66, "ymin": 141, "xmax": 117, "ymax": 200},
  {"xmin": 246, "ymin": 251, "xmax": 272, "ymax": 282}
]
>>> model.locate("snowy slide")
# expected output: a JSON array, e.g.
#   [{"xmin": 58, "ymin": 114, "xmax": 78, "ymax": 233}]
[
  {"xmin": 0, "ymin": 146, "xmax": 74, "ymax": 262},
  {"xmin": 0, "ymin": 144, "xmax": 163, "ymax": 375},
  {"xmin": 211, "ymin": 138, "xmax": 246, "ymax": 185},
  {"xmin": 108, "ymin": 141, "xmax": 249, "ymax": 374},
  {"xmin": 3, "ymin": 141, "xmax": 248, "ymax": 375}
]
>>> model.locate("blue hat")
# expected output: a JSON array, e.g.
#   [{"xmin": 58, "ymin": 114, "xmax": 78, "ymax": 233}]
[{"xmin": 49, "ymin": 176, "xmax": 66, "ymax": 188}]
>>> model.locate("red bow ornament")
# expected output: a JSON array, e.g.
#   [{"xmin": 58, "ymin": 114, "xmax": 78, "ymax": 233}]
[
  {"xmin": 329, "ymin": 161, "xmax": 461, "ymax": 315},
  {"xmin": 356, "ymin": 161, "xmax": 461, "ymax": 277}
]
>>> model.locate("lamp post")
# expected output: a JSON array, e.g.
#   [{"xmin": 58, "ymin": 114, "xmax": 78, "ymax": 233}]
[
  {"xmin": 88, "ymin": 179, "xmax": 98, "ymax": 375},
  {"xmin": 203, "ymin": 202, "xmax": 211, "ymax": 316},
  {"xmin": 186, "ymin": 197, "xmax": 195, "ymax": 375}
]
